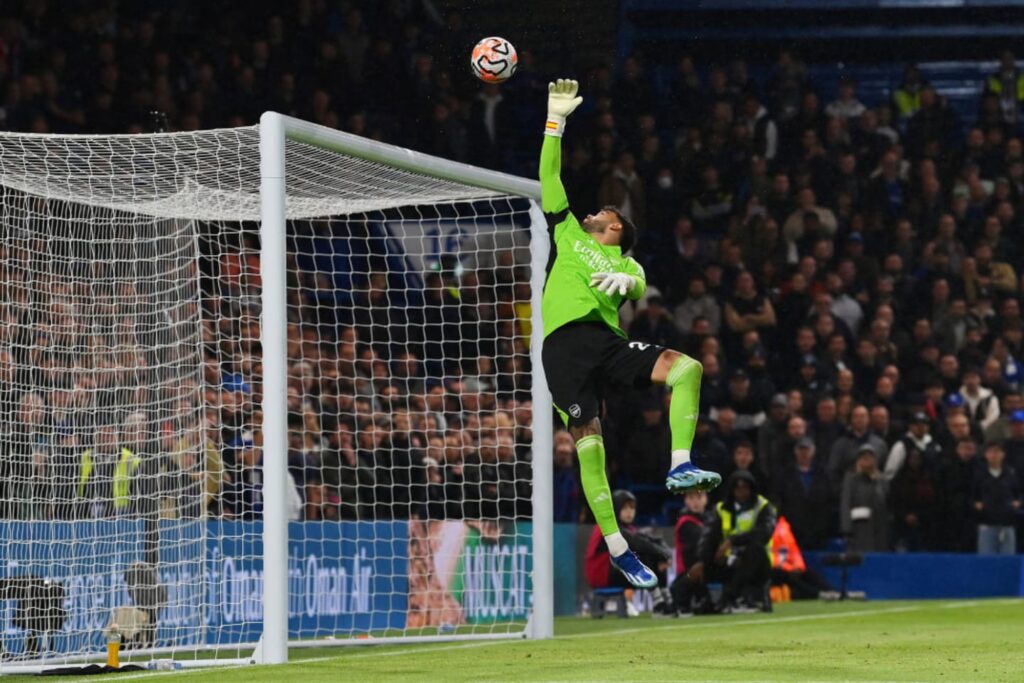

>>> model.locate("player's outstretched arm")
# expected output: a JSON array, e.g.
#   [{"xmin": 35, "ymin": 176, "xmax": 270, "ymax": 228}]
[{"xmin": 539, "ymin": 78, "xmax": 583, "ymax": 214}]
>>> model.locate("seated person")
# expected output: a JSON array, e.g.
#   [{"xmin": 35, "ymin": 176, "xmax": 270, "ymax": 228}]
[
  {"xmin": 585, "ymin": 490, "xmax": 674, "ymax": 616},
  {"xmin": 670, "ymin": 490, "xmax": 711, "ymax": 614},
  {"xmin": 692, "ymin": 470, "xmax": 776, "ymax": 612},
  {"xmin": 770, "ymin": 515, "xmax": 835, "ymax": 600}
]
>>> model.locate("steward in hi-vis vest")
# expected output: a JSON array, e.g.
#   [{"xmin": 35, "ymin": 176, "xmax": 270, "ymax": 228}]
[{"xmin": 698, "ymin": 470, "xmax": 777, "ymax": 611}]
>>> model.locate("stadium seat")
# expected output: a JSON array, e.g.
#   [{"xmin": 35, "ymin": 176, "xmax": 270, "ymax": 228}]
[{"xmin": 590, "ymin": 587, "xmax": 629, "ymax": 619}]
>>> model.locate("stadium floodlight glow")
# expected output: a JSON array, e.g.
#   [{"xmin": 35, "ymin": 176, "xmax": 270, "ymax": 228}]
[{"xmin": 0, "ymin": 113, "xmax": 552, "ymax": 674}]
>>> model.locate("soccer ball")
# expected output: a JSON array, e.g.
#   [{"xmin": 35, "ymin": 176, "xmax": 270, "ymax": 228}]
[{"xmin": 470, "ymin": 37, "xmax": 518, "ymax": 84}]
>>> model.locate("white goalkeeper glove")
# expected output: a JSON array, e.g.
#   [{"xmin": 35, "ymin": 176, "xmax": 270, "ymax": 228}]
[
  {"xmin": 590, "ymin": 272, "xmax": 637, "ymax": 297},
  {"xmin": 545, "ymin": 78, "xmax": 583, "ymax": 137}
]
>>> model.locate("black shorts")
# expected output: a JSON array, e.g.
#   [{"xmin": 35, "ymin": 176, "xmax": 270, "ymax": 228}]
[{"xmin": 542, "ymin": 321, "xmax": 665, "ymax": 427}]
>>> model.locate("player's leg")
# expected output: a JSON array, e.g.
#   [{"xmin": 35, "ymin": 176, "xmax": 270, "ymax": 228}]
[
  {"xmin": 543, "ymin": 323, "xmax": 657, "ymax": 588},
  {"xmin": 566, "ymin": 415, "xmax": 656, "ymax": 588},
  {"xmin": 568, "ymin": 418, "xmax": 620, "ymax": 552},
  {"xmin": 651, "ymin": 349, "xmax": 722, "ymax": 494}
]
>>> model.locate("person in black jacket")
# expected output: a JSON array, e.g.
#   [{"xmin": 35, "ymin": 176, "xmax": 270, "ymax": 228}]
[
  {"xmin": 772, "ymin": 437, "xmax": 833, "ymax": 550},
  {"xmin": 669, "ymin": 490, "xmax": 710, "ymax": 614},
  {"xmin": 937, "ymin": 438, "xmax": 981, "ymax": 552},
  {"xmin": 693, "ymin": 470, "xmax": 777, "ymax": 612},
  {"xmin": 972, "ymin": 442, "xmax": 1021, "ymax": 554}
]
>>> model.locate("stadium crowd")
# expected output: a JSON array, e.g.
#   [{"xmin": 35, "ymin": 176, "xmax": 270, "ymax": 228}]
[{"xmin": 0, "ymin": 0, "xmax": 1021, "ymax": 555}]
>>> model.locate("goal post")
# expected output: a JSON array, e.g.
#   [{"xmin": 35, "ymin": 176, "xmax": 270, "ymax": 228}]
[
  {"xmin": 0, "ymin": 113, "xmax": 553, "ymax": 673},
  {"xmin": 258, "ymin": 111, "xmax": 553, "ymax": 661}
]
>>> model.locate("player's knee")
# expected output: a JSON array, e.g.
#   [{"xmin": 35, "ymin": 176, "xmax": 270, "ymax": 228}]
[
  {"xmin": 666, "ymin": 353, "xmax": 702, "ymax": 387},
  {"xmin": 569, "ymin": 418, "xmax": 601, "ymax": 442},
  {"xmin": 685, "ymin": 356, "xmax": 703, "ymax": 383}
]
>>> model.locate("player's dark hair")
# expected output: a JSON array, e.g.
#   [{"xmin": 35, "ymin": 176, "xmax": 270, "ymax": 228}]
[{"xmin": 603, "ymin": 206, "xmax": 637, "ymax": 254}]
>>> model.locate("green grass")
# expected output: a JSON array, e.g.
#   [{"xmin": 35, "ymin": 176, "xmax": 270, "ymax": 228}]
[{"xmin": 17, "ymin": 599, "xmax": 1024, "ymax": 682}]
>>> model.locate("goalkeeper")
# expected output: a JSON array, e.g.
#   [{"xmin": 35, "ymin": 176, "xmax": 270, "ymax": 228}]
[{"xmin": 540, "ymin": 79, "xmax": 721, "ymax": 588}]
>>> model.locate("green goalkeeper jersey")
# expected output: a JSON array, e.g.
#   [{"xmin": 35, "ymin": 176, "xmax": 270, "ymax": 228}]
[{"xmin": 539, "ymin": 135, "xmax": 646, "ymax": 338}]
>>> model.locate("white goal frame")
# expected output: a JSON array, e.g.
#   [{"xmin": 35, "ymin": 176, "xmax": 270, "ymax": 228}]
[{"xmin": 258, "ymin": 112, "xmax": 554, "ymax": 664}]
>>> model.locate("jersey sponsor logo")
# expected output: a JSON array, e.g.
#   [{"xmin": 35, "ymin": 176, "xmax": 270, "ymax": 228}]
[
  {"xmin": 628, "ymin": 341, "xmax": 651, "ymax": 351},
  {"xmin": 569, "ymin": 403, "xmax": 582, "ymax": 418},
  {"xmin": 571, "ymin": 239, "xmax": 616, "ymax": 274}
]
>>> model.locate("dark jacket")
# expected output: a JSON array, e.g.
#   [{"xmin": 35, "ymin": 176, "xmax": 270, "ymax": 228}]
[
  {"xmin": 772, "ymin": 463, "xmax": 833, "ymax": 550},
  {"xmin": 971, "ymin": 466, "xmax": 1021, "ymax": 526},
  {"xmin": 674, "ymin": 509, "xmax": 707, "ymax": 573}
]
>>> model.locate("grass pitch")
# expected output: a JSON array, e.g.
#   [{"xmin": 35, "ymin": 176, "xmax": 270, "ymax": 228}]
[{"xmin": 31, "ymin": 598, "xmax": 1024, "ymax": 682}]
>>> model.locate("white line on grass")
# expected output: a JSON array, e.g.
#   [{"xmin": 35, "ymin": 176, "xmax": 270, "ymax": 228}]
[
  {"xmin": 561, "ymin": 604, "xmax": 922, "ymax": 640},
  {"xmin": 330, "ymin": 604, "xmax": 925, "ymax": 661},
  {"xmin": 941, "ymin": 597, "xmax": 1021, "ymax": 608},
  {"xmin": 55, "ymin": 657, "xmax": 335, "ymax": 683}
]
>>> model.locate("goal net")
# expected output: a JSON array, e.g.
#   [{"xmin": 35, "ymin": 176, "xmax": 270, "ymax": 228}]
[{"xmin": 0, "ymin": 115, "xmax": 552, "ymax": 671}]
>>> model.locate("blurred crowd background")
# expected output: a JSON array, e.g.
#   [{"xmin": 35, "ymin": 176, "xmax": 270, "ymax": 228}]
[{"xmin": 0, "ymin": 0, "xmax": 1021, "ymax": 555}]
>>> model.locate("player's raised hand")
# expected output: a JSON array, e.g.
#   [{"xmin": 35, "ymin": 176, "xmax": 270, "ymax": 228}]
[
  {"xmin": 547, "ymin": 79, "xmax": 583, "ymax": 119},
  {"xmin": 545, "ymin": 79, "xmax": 582, "ymax": 137},
  {"xmin": 590, "ymin": 272, "xmax": 637, "ymax": 296}
]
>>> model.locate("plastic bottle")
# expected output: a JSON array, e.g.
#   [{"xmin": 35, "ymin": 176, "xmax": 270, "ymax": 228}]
[{"xmin": 106, "ymin": 627, "xmax": 121, "ymax": 668}]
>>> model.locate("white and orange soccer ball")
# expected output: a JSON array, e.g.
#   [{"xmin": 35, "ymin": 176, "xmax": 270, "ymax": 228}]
[{"xmin": 470, "ymin": 37, "xmax": 518, "ymax": 84}]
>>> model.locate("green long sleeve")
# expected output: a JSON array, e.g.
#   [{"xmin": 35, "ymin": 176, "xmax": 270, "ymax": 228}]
[{"xmin": 539, "ymin": 135, "xmax": 569, "ymax": 214}]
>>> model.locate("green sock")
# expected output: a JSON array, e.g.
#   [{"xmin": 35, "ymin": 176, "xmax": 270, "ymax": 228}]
[
  {"xmin": 576, "ymin": 435, "xmax": 619, "ymax": 537},
  {"xmin": 666, "ymin": 355, "xmax": 703, "ymax": 465}
]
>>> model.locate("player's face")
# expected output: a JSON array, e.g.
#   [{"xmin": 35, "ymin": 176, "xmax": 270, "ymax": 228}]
[{"xmin": 581, "ymin": 210, "xmax": 620, "ymax": 242}]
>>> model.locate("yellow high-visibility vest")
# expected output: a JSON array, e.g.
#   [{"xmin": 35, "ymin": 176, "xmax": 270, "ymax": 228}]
[
  {"xmin": 893, "ymin": 89, "xmax": 921, "ymax": 118},
  {"xmin": 78, "ymin": 447, "xmax": 140, "ymax": 510},
  {"xmin": 987, "ymin": 74, "xmax": 1024, "ymax": 102},
  {"xmin": 717, "ymin": 495, "xmax": 774, "ymax": 561}
]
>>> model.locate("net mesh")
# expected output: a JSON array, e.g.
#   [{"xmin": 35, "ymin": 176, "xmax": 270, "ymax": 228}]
[{"xmin": 0, "ymin": 125, "xmax": 538, "ymax": 665}]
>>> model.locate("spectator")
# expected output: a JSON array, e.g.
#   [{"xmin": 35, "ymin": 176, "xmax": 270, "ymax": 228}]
[
  {"xmin": 959, "ymin": 366, "xmax": 1001, "ymax": 431},
  {"xmin": 890, "ymin": 446, "xmax": 941, "ymax": 551},
  {"xmin": 738, "ymin": 93, "xmax": 779, "ymax": 162},
  {"xmin": 713, "ymin": 369, "xmax": 768, "ymax": 435},
  {"xmin": 772, "ymin": 437, "xmax": 833, "ymax": 550},
  {"xmin": 972, "ymin": 442, "xmax": 1021, "ymax": 554},
  {"xmin": 757, "ymin": 394, "xmax": 790, "ymax": 483},
  {"xmin": 883, "ymin": 412, "xmax": 942, "ymax": 480},
  {"xmin": 673, "ymin": 277, "xmax": 721, "ymax": 336},
  {"xmin": 840, "ymin": 444, "xmax": 890, "ymax": 552},
  {"xmin": 623, "ymin": 393, "xmax": 671, "ymax": 485},
  {"xmin": 939, "ymin": 438, "xmax": 981, "ymax": 552},
  {"xmin": 783, "ymin": 189, "xmax": 838, "ymax": 248},
  {"xmin": 695, "ymin": 470, "xmax": 776, "ymax": 612},
  {"xmin": 628, "ymin": 295, "xmax": 679, "ymax": 349},
  {"xmin": 670, "ymin": 490, "xmax": 710, "ymax": 614},
  {"xmin": 825, "ymin": 77, "xmax": 867, "ymax": 121},
  {"xmin": 723, "ymin": 271, "xmax": 777, "ymax": 358},
  {"xmin": 906, "ymin": 86, "xmax": 959, "ymax": 158},
  {"xmin": 984, "ymin": 50, "xmax": 1024, "ymax": 126},
  {"xmin": 892, "ymin": 64, "xmax": 925, "ymax": 121},
  {"xmin": 598, "ymin": 151, "xmax": 646, "ymax": 229},
  {"xmin": 828, "ymin": 405, "xmax": 888, "ymax": 486},
  {"xmin": 552, "ymin": 431, "xmax": 581, "ymax": 523}
]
